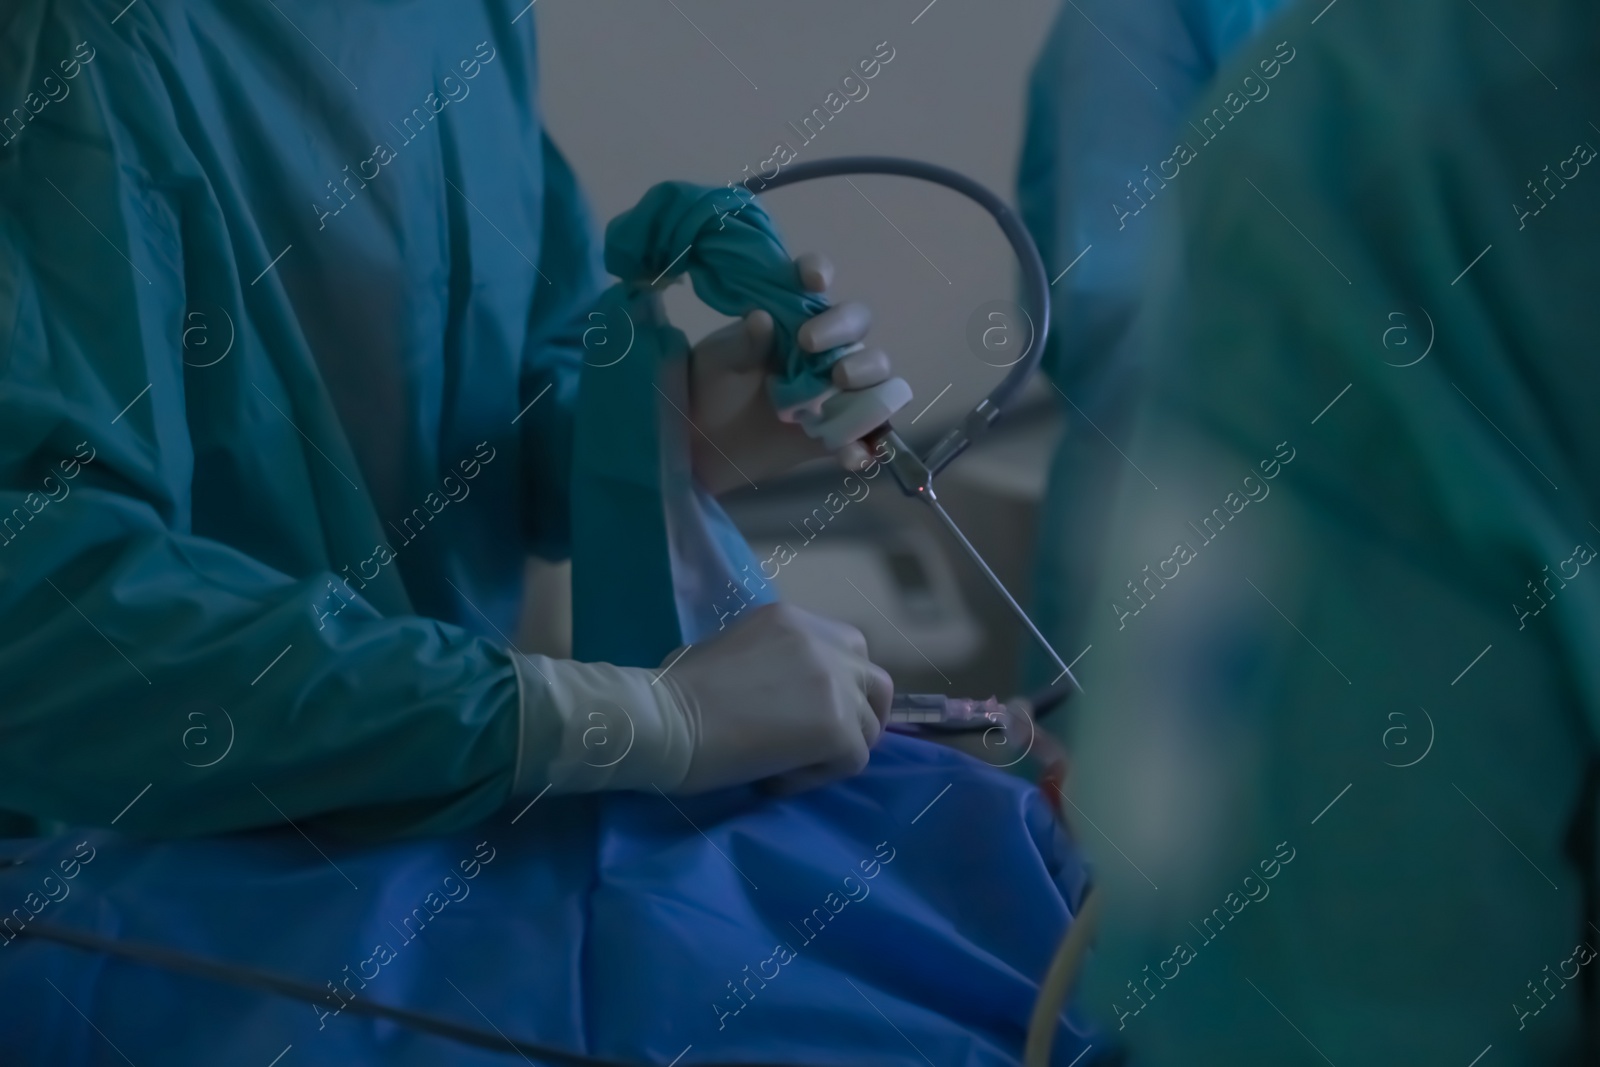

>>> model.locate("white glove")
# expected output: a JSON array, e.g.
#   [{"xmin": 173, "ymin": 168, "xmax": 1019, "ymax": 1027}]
[
  {"xmin": 508, "ymin": 650, "xmax": 694, "ymax": 796},
  {"xmin": 508, "ymin": 603, "xmax": 892, "ymax": 797},
  {"xmin": 662, "ymin": 602, "xmax": 894, "ymax": 794}
]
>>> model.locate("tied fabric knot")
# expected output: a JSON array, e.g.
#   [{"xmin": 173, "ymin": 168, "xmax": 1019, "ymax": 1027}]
[{"xmin": 603, "ymin": 181, "xmax": 851, "ymax": 414}]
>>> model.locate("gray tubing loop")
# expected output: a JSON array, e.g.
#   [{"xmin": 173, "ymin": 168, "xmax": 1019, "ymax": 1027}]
[{"xmin": 743, "ymin": 156, "xmax": 1051, "ymax": 477}]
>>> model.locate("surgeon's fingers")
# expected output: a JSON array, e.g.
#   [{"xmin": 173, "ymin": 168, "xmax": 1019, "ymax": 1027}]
[
  {"xmin": 795, "ymin": 251, "xmax": 834, "ymax": 293},
  {"xmin": 692, "ymin": 308, "xmax": 774, "ymax": 373},
  {"xmin": 837, "ymin": 441, "xmax": 873, "ymax": 472},
  {"xmin": 797, "ymin": 301, "xmax": 871, "ymax": 353},
  {"xmin": 778, "ymin": 671, "xmax": 886, "ymax": 793},
  {"xmin": 788, "ymin": 607, "xmax": 889, "ymax": 728},
  {"xmin": 811, "ymin": 621, "xmax": 891, "ymax": 732},
  {"xmin": 742, "ymin": 308, "xmax": 776, "ymax": 362},
  {"xmin": 760, "ymin": 657, "xmax": 887, "ymax": 796},
  {"xmin": 832, "ymin": 346, "xmax": 891, "ymax": 389},
  {"xmin": 828, "ymin": 348, "xmax": 893, "ymax": 471},
  {"xmin": 861, "ymin": 659, "xmax": 893, "ymax": 729},
  {"xmin": 796, "ymin": 609, "xmax": 870, "ymax": 658}
]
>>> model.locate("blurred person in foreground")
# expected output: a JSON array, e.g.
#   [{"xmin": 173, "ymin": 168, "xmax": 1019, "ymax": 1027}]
[
  {"xmin": 1016, "ymin": 0, "xmax": 1294, "ymax": 687},
  {"xmin": 1056, "ymin": 0, "xmax": 1600, "ymax": 1062}
]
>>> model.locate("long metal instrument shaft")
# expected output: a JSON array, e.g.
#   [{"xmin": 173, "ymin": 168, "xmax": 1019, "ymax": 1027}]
[
  {"xmin": 871, "ymin": 428, "xmax": 1081, "ymax": 691},
  {"xmin": 922, "ymin": 489, "xmax": 1078, "ymax": 689}
]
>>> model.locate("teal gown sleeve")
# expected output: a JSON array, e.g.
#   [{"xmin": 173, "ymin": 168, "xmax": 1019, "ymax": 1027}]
[{"xmin": 0, "ymin": 2, "xmax": 599, "ymax": 840}]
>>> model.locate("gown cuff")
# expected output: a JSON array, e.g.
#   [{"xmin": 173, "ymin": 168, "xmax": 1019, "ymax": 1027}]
[{"xmin": 509, "ymin": 650, "xmax": 695, "ymax": 796}]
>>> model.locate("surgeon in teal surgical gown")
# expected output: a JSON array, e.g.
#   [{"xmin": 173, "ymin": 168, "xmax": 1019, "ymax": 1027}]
[
  {"xmin": 0, "ymin": 6, "xmax": 1101, "ymax": 1066},
  {"xmin": 0, "ymin": 0, "xmax": 901, "ymax": 838},
  {"xmin": 1049, "ymin": 0, "xmax": 1600, "ymax": 1062}
]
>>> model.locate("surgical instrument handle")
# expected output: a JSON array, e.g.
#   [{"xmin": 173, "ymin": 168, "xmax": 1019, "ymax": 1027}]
[{"xmin": 745, "ymin": 156, "xmax": 1052, "ymax": 478}]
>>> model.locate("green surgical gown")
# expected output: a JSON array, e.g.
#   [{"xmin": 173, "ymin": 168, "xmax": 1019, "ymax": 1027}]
[
  {"xmin": 1061, "ymin": 0, "xmax": 1600, "ymax": 1061},
  {"xmin": 0, "ymin": 1, "xmax": 601, "ymax": 838}
]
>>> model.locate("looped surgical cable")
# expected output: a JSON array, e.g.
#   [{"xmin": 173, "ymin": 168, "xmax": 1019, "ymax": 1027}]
[{"xmin": 746, "ymin": 157, "xmax": 1080, "ymax": 691}]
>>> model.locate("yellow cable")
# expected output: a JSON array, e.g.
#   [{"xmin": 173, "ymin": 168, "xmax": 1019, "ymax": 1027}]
[{"xmin": 1023, "ymin": 886, "xmax": 1102, "ymax": 1067}]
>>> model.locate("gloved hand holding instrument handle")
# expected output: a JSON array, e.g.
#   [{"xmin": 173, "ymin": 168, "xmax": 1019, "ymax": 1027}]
[{"xmin": 18, "ymin": 155, "xmax": 1097, "ymax": 1067}]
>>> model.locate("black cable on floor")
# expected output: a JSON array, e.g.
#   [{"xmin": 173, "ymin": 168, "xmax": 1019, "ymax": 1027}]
[{"xmin": 15, "ymin": 920, "xmax": 809, "ymax": 1067}]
